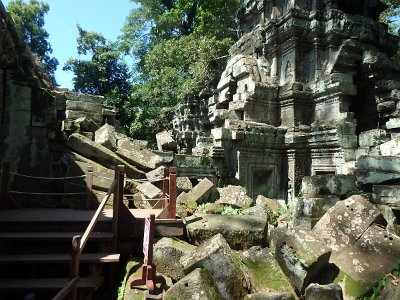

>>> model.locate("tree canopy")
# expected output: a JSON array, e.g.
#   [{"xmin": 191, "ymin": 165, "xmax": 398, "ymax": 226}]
[{"xmin": 6, "ymin": 0, "xmax": 58, "ymax": 84}]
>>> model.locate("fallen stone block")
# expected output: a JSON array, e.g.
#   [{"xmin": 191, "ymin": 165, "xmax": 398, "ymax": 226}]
[
  {"xmin": 145, "ymin": 166, "xmax": 165, "ymax": 183},
  {"xmin": 274, "ymin": 228, "xmax": 332, "ymax": 295},
  {"xmin": 153, "ymin": 237, "xmax": 196, "ymax": 282},
  {"xmin": 163, "ymin": 268, "xmax": 222, "ymax": 300},
  {"xmin": 255, "ymin": 195, "xmax": 282, "ymax": 215},
  {"xmin": 240, "ymin": 246, "xmax": 295, "ymax": 295},
  {"xmin": 356, "ymin": 155, "xmax": 400, "ymax": 184},
  {"xmin": 312, "ymin": 195, "xmax": 381, "ymax": 256},
  {"xmin": 176, "ymin": 192, "xmax": 198, "ymax": 217},
  {"xmin": 380, "ymin": 137, "xmax": 400, "ymax": 156},
  {"xmin": 95, "ymin": 123, "xmax": 117, "ymax": 151},
  {"xmin": 136, "ymin": 182, "xmax": 161, "ymax": 200},
  {"xmin": 304, "ymin": 283, "xmax": 343, "ymax": 300},
  {"xmin": 116, "ymin": 139, "xmax": 162, "ymax": 170},
  {"xmin": 67, "ymin": 133, "xmax": 145, "ymax": 178},
  {"xmin": 185, "ymin": 214, "xmax": 268, "ymax": 250},
  {"xmin": 372, "ymin": 185, "xmax": 400, "ymax": 208},
  {"xmin": 241, "ymin": 205, "xmax": 270, "ymax": 217},
  {"xmin": 386, "ymin": 117, "xmax": 400, "ymax": 129},
  {"xmin": 156, "ymin": 130, "xmax": 177, "ymax": 151},
  {"xmin": 358, "ymin": 129, "xmax": 387, "ymax": 147},
  {"xmin": 244, "ymin": 292, "xmax": 295, "ymax": 300},
  {"xmin": 301, "ymin": 175, "xmax": 357, "ymax": 198},
  {"xmin": 74, "ymin": 116, "xmax": 99, "ymax": 132},
  {"xmin": 216, "ymin": 185, "xmax": 253, "ymax": 209},
  {"xmin": 189, "ymin": 178, "xmax": 217, "ymax": 205},
  {"xmin": 176, "ymin": 176, "xmax": 193, "ymax": 193},
  {"xmin": 180, "ymin": 234, "xmax": 248, "ymax": 299}
]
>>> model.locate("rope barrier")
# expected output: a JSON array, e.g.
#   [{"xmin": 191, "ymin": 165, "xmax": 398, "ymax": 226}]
[
  {"xmin": 8, "ymin": 191, "xmax": 87, "ymax": 196},
  {"xmin": 92, "ymin": 174, "xmax": 114, "ymax": 181},
  {"xmin": 10, "ymin": 172, "xmax": 86, "ymax": 180},
  {"xmin": 125, "ymin": 177, "xmax": 165, "ymax": 184}
]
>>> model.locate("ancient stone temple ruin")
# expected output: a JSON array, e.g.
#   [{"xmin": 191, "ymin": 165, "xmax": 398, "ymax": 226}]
[{"xmin": 174, "ymin": 0, "xmax": 400, "ymax": 201}]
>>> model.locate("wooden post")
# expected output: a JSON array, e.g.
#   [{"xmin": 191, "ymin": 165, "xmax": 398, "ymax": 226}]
[
  {"xmin": 85, "ymin": 165, "xmax": 93, "ymax": 210},
  {"xmin": 0, "ymin": 162, "xmax": 10, "ymax": 210},
  {"xmin": 130, "ymin": 214, "xmax": 165, "ymax": 297},
  {"xmin": 112, "ymin": 165, "xmax": 124, "ymax": 251},
  {"xmin": 168, "ymin": 167, "xmax": 177, "ymax": 220},
  {"xmin": 69, "ymin": 235, "xmax": 81, "ymax": 300},
  {"xmin": 162, "ymin": 168, "xmax": 169, "ymax": 209}
]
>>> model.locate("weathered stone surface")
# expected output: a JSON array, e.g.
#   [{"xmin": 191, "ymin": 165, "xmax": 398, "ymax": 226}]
[
  {"xmin": 376, "ymin": 276, "xmax": 400, "ymax": 300},
  {"xmin": 304, "ymin": 283, "xmax": 343, "ymax": 300},
  {"xmin": 180, "ymin": 234, "xmax": 248, "ymax": 299},
  {"xmin": 156, "ymin": 130, "xmax": 177, "ymax": 151},
  {"xmin": 386, "ymin": 118, "xmax": 400, "ymax": 129},
  {"xmin": 379, "ymin": 137, "xmax": 400, "ymax": 156},
  {"xmin": 153, "ymin": 237, "xmax": 196, "ymax": 281},
  {"xmin": 241, "ymin": 205, "xmax": 270, "ymax": 217},
  {"xmin": 74, "ymin": 116, "xmax": 99, "ymax": 132},
  {"xmin": 240, "ymin": 246, "xmax": 295, "ymax": 295},
  {"xmin": 301, "ymin": 175, "xmax": 357, "ymax": 198},
  {"xmin": 255, "ymin": 195, "xmax": 282, "ymax": 215},
  {"xmin": 216, "ymin": 185, "xmax": 253, "ymax": 209},
  {"xmin": 176, "ymin": 192, "xmax": 197, "ymax": 217},
  {"xmin": 372, "ymin": 185, "xmax": 400, "ymax": 208},
  {"xmin": 95, "ymin": 123, "xmax": 117, "ymax": 151},
  {"xmin": 274, "ymin": 228, "xmax": 332, "ymax": 295},
  {"xmin": 356, "ymin": 156, "xmax": 400, "ymax": 184},
  {"xmin": 145, "ymin": 166, "xmax": 165, "ymax": 182},
  {"xmin": 66, "ymin": 133, "xmax": 145, "ymax": 178},
  {"xmin": 164, "ymin": 268, "xmax": 222, "ymax": 300},
  {"xmin": 176, "ymin": 177, "xmax": 193, "ymax": 193},
  {"xmin": 358, "ymin": 129, "xmax": 387, "ymax": 147},
  {"xmin": 189, "ymin": 178, "xmax": 216, "ymax": 204},
  {"xmin": 312, "ymin": 195, "xmax": 381, "ymax": 255},
  {"xmin": 116, "ymin": 139, "xmax": 162, "ymax": 170},
  {"xmin": 136, "ymin": 182, "xmax": 161, "ymax": 200},
  {"xmin": 244, "ymin": 292, "xmax": 295, "ymax": 300},
  {"xmin": 185, "ymin": 214, "xmax": 267, "ymax": 250}
]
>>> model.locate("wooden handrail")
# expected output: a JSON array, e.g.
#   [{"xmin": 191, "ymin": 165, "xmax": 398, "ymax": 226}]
[{"xmin": 52, "ymin": 277, "xmax": 79, "ymax": 300}]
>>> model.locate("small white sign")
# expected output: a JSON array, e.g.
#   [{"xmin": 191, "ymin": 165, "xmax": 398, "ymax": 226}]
[{"xmin": 143, "ymin": 217, "xmax": 151, "ymax": 258}]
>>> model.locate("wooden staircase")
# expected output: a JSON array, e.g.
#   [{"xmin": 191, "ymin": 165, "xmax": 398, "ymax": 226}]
[{"xmin": 0, "ymin": 209, "xmax": 120, "ymax": 300}]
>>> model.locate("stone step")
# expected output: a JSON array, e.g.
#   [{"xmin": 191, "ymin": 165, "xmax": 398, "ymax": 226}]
[
  {"xmin": 0, "ymin": 277, "xmax": 104, "ymax": 291},
  {"xmin": 0, "ymin": 231, "xmax": 113, "ymax": 241}
]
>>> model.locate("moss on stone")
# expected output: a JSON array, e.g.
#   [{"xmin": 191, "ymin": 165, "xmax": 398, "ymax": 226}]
[{"xmin": 334, "ymin": 270, "xmax": 373, "ymax": 299}]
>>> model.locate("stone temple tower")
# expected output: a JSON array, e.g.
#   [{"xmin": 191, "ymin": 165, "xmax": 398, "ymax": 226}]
[{"xmin": 174, "ymin": 0, "xmax": 400, "ymax": 201}]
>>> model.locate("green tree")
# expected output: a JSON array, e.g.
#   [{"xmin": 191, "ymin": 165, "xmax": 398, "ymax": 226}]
[
  {"xmin": 7, "ymin": 0, "xmax": 58, "ymax": 84},
  {"xmin": 63, "ymin": 26, "xmax": 132, "ymax": 125},
  {"xmin": 381, "ymin": 0, "xmax": 400, "ymax": 33},
  {"xmin": 120, "ymin": 0, "xmax": 239, "ymax": 140}
]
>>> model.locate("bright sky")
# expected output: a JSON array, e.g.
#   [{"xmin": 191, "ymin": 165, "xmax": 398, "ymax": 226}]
[{"xmin": 2, "ymin": 0, "xmax": 135, "ymax": 89}]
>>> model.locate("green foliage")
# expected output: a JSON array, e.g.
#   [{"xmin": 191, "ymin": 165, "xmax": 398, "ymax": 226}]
[
  {"xmin": 380, "ymin": 0, "xmax": 400, "ymax": 34},
  {"xmin": 221, "ymin": 206, "xmax": 241, "ymax": 215},
  {"xmin": 196, "ymin": 202, "xmax": 211, "ymax": 213},
  {"xmin": 63, "ymin": 26, "xmax": 132, "ymax": 125},
  {"xmin": 7, "ymin": 0, "xmax": 58, "ymax": 84}
]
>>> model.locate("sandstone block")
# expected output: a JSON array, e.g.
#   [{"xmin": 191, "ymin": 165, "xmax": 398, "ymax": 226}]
[
  {"xmin": 95, "ymin": 123, "xmax": 117, "ymax": 151},
  {"xmin": 189, "ymin": 178, "xmax": 216, "ymax": 204},
  {"xmin": 163, "ymin": 268, "xmax": 222, "ymax": 300},
  {"xmin": 244, "ymin": 292, "xmax": 295, "ymax": 300},
  {"xmin": 180, "ymin": 234, "xmax": 248, "ymax": 299},
  {"xmin": 386, "ymin": 117, "xmax": 400, "ymax": 129},
  {"xmin": 136, "ymin": 182, "xmax": 161, "ymax": 200},
  {"xmin": 153, "ymin": 237, "xmax": 196, "ymax": 281},
  {"xmin": 372, "ymin": 185, "xmax": 400, "ymax": 208},
  {"xmin": 358, "ymin": 129, "xmax": 387, "ymax": 147},
  {"xmin": 156, "ymin": 130, "xmax": 177, "ymax": 151},
  {"xmin": 356, "ymin": 155, "xmax": 400, "ymax": 184},
  {"xmin": 216, "ymin": 185, "xmax": 253, "ymax": 209},
  {"xmin": 116, "ymin": 139, "xmax": 162, "ymax": 170},
  {"xmin": 255, "ymin": 195, "xmax": 282, "ymax": 214},
  {"xmin": 65, "ymin": 110, "xmax": 102, "ymax": 124},
  {"xmin": 176, "ymin": 177, "xmax": 193, "ymax": 193},
  {"xmin": 74, "ymin": 117, "xmax": 100, "ymax": 132},
  {"xmin": 304, "ymin": 283, "xmax": 343, "ymax": 300},
  {"xmin": 379, "ymin": 137, "xmax": 400, "ymax": 156},
  {"xmin": 185, "ymin": 214, "xmax": 268, "ymax": 250},
  {"xmin": 301, "ymin": 175, "xmax": 357, "ymax": 197}
]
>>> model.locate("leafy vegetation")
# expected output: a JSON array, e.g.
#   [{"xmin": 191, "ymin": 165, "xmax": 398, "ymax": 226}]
[{"xmin": 6, "ymin": 0, "xmax": 59, "ymax": 84}]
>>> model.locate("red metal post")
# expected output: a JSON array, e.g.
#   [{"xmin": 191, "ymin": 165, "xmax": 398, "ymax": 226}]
[
  {"xmin": 112, "ymin": 165, "xmax": 125, "ymax": 251},
  {"xmin": 0, "ymin": 162, "xmax": 10, "ymax": 210},
  {"xmin": 130, "ymin": 214, "xmax": 166, "ymax": 297},
  {"xmin": 85, "ymin": 165, "xmax": 93, "ymax": 210},
  {"xmin": 162, "ymin": 168, "xmax": 169, "ymax": 209},
  {"xmin": 168, "ymin": 167, "xmax": 177, "ymax": 220}
]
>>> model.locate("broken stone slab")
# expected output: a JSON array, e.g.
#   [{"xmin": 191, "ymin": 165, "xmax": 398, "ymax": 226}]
[
  {"xmin": 176, "ymin": 192, "xmax": 198, "ymax": 217},
  {"xmin": 241, "ymin": 205, "xmax": 270, "ymax": 217},
  {"xmin": 163, "ymin": 268, "xmax": 222, "ymax": 300},
  {"xmin": 116, "ymin": 138, "xmax": 163, "ymax": 170},
  {"xmin": 356, "ymin": 155, "xmax": 400, "ymax": 184},
  {"xmin": 333, "ymin": 224, "xmax": 400, "ymax": 284},
  {"xmin": 65, "ymin": 110, "xmax": 102, "ymax": 124},
  {"xmin": 185, "ymin": 214, "xmax": 268, "ymax": 250},
  {"xmin": 358, "ymin": 129, "xmax": 387, "ymax": 147},
  {"xmin": 136, "ymin": 181, "xmax": 161, "ymax": 200},
  {"xmin": 304, "ymin": 283, "xmax": 343, "ymax": 300},
  {"xmin": 372, "ymin": 185, "xmax": 400, "ymax": 208},
  {"xmin": 274, "ymin": 228, "xmax": 332, "ymax": 295},
  {"xmin": 74, "ymin": 116, "xmax": 100, "ymax": 132},
  {"xmin": 189, "ymin": 177, "xmax": 217, "ymax": 205},
  {"xmin": 312, "ymin": 195, "xmax": 381, "ymax": 256},
  {"xmin": 67, "ymin": 133, "xmax": 145, "ymax": 179},
  {"xmin": 95, "ymin": 123, "xmax": 117, "ymax": 151},
  {"xmin": 180, "ymin": 234, "xmax": 248, "ymax": 299},
  {"xmin": 255, "ymin": 195, "xmax": 282, "ymax": 215},
  {"xmin": 216, "ymin": 185, "xmax": 253, "ymax": 209},
  {"xmin": 156, "ymin": 130, "xmax": 177, "ymax": 151},
  {"xmin": 176, "ymin": 176, "xmax": 193, "ymax": 193},
  {"xmin": 386, "ymin": 117, "xmax": 400, "ymax": 129},
  {"xmin": 301, "ymin": 175, "xmax": 357, "ymax": 198},
  {"xmin": 152, "ymin": 150, "xmax": 174, "ymax": 164},
  {"xmin": 244, "ymin": 292, "xmax": 295, "ymax": 300},
  {"xmin": 145, "ymin": 166, "xmax": 165, "ymax": 183},
  {"xmin": 379, "ymin": 137, "xmax": 400, "ymax": 156},
  {"xmin": 240, "ymin": 246, "xmax": 295, "ymax": 295},
  {"xmin": 153, "ymin": 237, "xmax": 196, "ymax": 282}
]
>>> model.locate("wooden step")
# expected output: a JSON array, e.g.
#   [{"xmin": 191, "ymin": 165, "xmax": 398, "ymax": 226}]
[
  {"xmin": 0, "ymin": 253, "xmax": 120, "ymax": 264},
  {"xmin": 0, "ymin": 277, "xmax": 104, "ymax": 290},
  {"xmin": 0, "ymin": 231, "xmax": 113, "ymax": 241}
]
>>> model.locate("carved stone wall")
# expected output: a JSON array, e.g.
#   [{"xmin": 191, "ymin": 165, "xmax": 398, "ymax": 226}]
[{"xmin": 174, "ymin": 0, "xmax": 400, "ymax": 202}]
